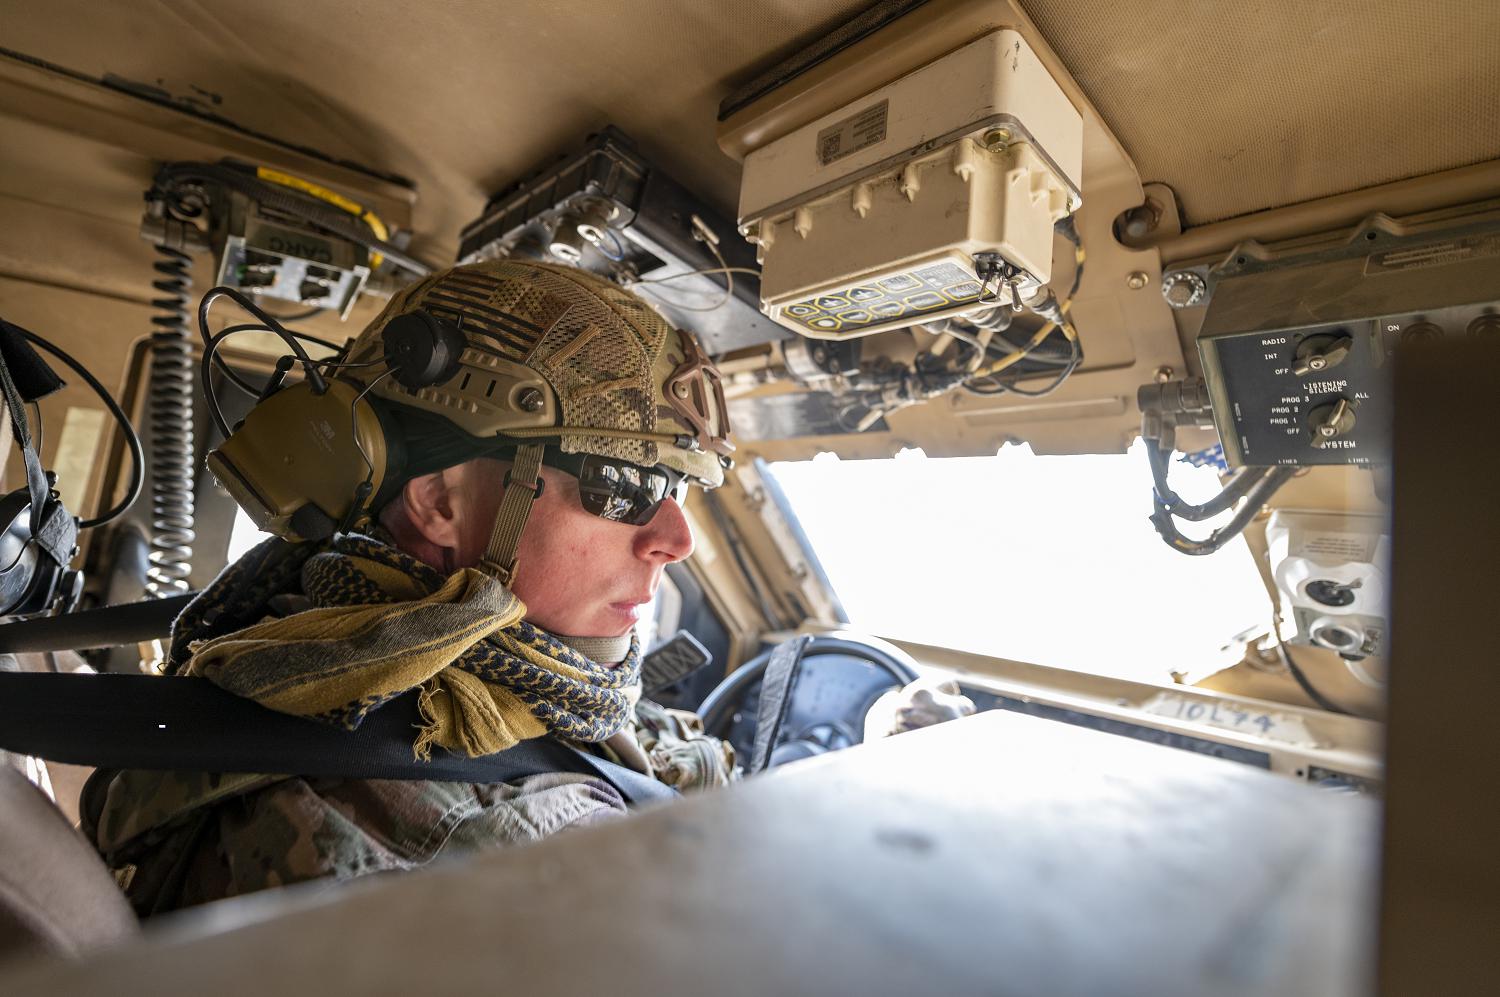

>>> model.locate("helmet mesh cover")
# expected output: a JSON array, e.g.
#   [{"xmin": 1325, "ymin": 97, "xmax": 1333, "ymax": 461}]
[{"xmin": 350, "ymin": 260, "xmax": 726, "ymax": 485}]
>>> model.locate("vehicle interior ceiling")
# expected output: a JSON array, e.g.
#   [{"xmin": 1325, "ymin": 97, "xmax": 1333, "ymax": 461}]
[{"xmin": 0, "ymin": 0, "xmax": 1496, "ymax": 816}]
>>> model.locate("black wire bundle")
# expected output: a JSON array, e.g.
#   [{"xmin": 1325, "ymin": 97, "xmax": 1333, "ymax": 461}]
[
  {"xmin": 1274, "ymin": 640, "xmax": 1353, "ymax": 716},
  {"xmin": 961, "ymin": 215, "xmax": 1087, "ymax": 398},
  {"xmin": 1145, "ymin": 441, "xmax": 1273, "ymax": 522},
  {"xmin": 995, "ymin": 339, "xmax": 1083, "ymax": 397},
  {"xmin": 0, "ymin": 322, "xmax": 145, "ymax": 530},
  {"xmin": 206, "ymin": 322, "xmax": 345, "ymax": 398},
  {"xmin": 961, "ymin": 324, "xmax": 1079, "ymax": 396},
  {"xmin": 1143, "ymin": 436, "xmax": 1295, "ymax": 556},
  {"xmin": 197, "ymin": 287, "xmax": 337, "ymax": 439}
]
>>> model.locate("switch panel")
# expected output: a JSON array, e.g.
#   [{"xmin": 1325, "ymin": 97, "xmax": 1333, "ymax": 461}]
[{"xmin": 1195, "ymin": 222, "xmax": 1500, "ymax": 466}]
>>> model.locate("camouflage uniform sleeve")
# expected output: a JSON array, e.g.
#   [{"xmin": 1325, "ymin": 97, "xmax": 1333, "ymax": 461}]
[
  {"xmin": 632, "ymin": 699, "xmax": 738, "ymax": 791},
  {"xmin": 88, "ymin": 770, "xmax": 629, "ymax": 916}
]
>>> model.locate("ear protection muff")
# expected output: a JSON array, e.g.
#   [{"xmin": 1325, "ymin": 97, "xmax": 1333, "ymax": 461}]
[
  {"xmin": 0, "ymin": 472, "xmax": 81, "ymax": 616},
  {"xmin": 206, "ymin": 379, "xmax": 395, "ymax": 543},
  {"xmin": 0, "ymin": 321, "xmax": 81, "ymax": 617},
  {"xmin": 204, "ymin": 309, "xmax": 469, "ymax": 544}
]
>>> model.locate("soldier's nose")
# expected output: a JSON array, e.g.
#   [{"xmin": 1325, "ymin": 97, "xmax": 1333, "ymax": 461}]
[{"xmin": 635, "ymin": 497, "xmax": 694, "ymax": 564}]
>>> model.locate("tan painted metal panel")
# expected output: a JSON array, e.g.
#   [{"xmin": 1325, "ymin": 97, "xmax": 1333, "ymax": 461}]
[{"xmin": 0, "ymin": 711, "xmax": 1378, "ymax": 996}]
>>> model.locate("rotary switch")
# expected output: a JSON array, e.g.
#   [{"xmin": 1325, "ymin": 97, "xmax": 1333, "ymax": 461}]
[
  {"xmin": 1293, "ymin": 331, "xmax": 1353, "ymax": 376},
  {"xmin": 1308, "ymin": 398, "xmax": 1357, "ymax": 448}
]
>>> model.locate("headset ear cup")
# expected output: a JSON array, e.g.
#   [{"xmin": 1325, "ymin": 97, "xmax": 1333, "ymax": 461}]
[
  {"xmin": 0, "ymin": 488, "xmax": 69, "ymax": 616},
  {"xmin": 348, "ymin": 394, "xmax": 397, "ymax": 528},
  {"xmin": 382, "ymin": 312, "xmax": 467, "ymax": 389},
  {"xmin": 0, "ymin": 490, "xmax": 37, "ymax": 614},
  {"xmin": 207, "ymin": 380, "xmax": 393, "ymax": 543},
  {"xmin": 311, "ymin": 385, "xmax": 397, "ymax": 537}
]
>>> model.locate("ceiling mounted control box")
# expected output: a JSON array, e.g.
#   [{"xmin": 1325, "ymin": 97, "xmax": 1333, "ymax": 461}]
[
  {"xmin": 213, "ymin": 190, "xmax": 371, "ymax": 320},
  {"xmin": 1194, "ymin": 214, "xmax": 1500, "ymax": 467},
  {"xmin": 724, "ymin": 28, "xmax": 1082, "ymax": 340},
  {"xmin": 458, "ymin": 128, "xmax": 784, "ymax": 355}
]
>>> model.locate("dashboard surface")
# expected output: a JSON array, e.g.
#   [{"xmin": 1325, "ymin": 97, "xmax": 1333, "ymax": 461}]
[{"xmin": 5, "ymin": 710, "xmax": 1378, "ymax": 996}]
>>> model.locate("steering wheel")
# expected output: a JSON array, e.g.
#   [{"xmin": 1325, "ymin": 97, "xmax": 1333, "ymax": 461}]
[{"xmin": 696, "ymin": 633, "xmax": 920, "ymax": 769}]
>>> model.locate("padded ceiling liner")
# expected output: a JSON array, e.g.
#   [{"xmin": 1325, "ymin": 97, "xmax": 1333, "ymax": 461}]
[
  {"xmin": 3, "ymin": 0, "xmax": 1497, "ymax": 245},
  {"xmin": 1021, "ymin": 0, "xmax": 1500, "ymax": 224},
  {"xmin": 0, "ymin": 0, "xmax": 871, "ymax": 260}
]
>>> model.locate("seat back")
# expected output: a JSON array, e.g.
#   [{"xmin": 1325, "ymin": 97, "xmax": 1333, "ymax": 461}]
[{"xmin": 0, "ymin": 765, "xmax": 137, "ymax": 962}]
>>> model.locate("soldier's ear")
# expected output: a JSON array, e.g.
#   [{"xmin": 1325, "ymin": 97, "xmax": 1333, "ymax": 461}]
[{"xmin": 400, "ymin": 469, "xmax": 462, "ymax": 550}]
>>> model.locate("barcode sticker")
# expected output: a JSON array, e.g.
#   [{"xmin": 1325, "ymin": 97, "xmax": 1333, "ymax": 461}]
[{"xmin": 816, "ymin": 100, "xmax": 889, "ymax": 166}]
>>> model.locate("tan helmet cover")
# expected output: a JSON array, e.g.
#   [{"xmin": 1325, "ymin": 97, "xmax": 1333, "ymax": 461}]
[{"xmin": 346, "ymin": 260, "xmax": 732, "ymax": 486}]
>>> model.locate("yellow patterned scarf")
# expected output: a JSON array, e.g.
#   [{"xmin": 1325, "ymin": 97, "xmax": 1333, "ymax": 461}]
[{"xmin": 176, "ymin": 534, "xmax": 641, "ymax": 759}]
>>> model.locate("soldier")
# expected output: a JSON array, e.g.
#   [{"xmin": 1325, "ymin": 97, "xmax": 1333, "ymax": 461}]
[{"xmin": 82, "ymin": 260, "xmax": 969, "ymax": 916}]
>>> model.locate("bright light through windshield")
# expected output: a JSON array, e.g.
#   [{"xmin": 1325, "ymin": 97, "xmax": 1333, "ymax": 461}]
[
  {"xmin": 766, "ymin": 441, "xmax": 1271, "ymax": 685},
  {"xmin": 227, "ymin": 507, "xmax": 273, "ymax": 564}
]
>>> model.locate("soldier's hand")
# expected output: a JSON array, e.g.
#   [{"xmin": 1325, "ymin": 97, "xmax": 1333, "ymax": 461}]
[{"xmin": 864, "ymin": 677, "xmax": 977, "ymax": 739}]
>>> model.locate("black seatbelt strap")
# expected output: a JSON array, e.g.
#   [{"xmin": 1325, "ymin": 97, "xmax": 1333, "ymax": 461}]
[
  {"xmin": 0, "ymin": 593, "xmax": 193, "ymax": 653},
  {"xmin": 749, "ymin": 634, "xmax": 813, "ymax": 774},
  {"xmin": 0, "ymin": 672, "xmax": 676, "ymax": 805}
]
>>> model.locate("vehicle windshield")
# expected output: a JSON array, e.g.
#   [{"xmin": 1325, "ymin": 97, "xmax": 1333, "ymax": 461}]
[
  {"xmin": 227, "ymin": 441, "xmax": 1268, "ymax": 685},
  {"xmin": 765, "ymin": 441, "xmax": 1270, "ymax": 685}
]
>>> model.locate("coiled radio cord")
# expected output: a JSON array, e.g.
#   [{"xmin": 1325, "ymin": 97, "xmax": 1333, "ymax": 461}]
[{"xmin": 144, "ymin": 245, "xmax": 197, "ymax": 597}]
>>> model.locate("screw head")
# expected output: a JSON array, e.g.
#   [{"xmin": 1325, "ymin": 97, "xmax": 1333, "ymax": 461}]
[
  {"xmin": 982, "ymin": 127, "xmax": 1013, "ymax": 151},
  {"xmin": 1153, "ymin": 365, "xmax": 1174, "ymax": 383},
  {"xmin": 1161, "ymin": 271, "xmax": 1207, "ymax": 308},
  {"xmin": 672, "ymin": 381, "xmax": 691, "ymax": 399},
  {"xmin": 1308, "ymin": 356, "xmax": 1327, "ymax": 371},
  {"xmin": 1126, "ymin": 271, "xmax": 1150, "ymax": 290},
  {"xmin": 517, "ymin": 387, "xmax": 545, "ymax": 412}
]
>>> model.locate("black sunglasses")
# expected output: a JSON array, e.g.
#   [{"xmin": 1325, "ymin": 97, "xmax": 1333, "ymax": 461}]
[{"xmin": 542, "ymin": 451, "xmax": 689, "ymax": 526}]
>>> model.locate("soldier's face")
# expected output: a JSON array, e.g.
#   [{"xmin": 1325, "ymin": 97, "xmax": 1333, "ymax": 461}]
[{"xmin": 469, "ymin": 463, "xmax": 695, "ymax": 643}]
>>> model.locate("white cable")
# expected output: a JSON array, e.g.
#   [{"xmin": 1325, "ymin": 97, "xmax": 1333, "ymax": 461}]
[
  {"xmin": 632, "ymin": 283, "xmax": 732, "ymax": 314},
  {"xmin": 626, "ymin": 242, "xmax": 752, "ymax": 313},
  {"xmin": 629, "ymin": 265, "xmax": 761, "ymax": 285}
]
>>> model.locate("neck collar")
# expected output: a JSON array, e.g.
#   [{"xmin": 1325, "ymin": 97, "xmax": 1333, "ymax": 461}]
[{"xmin": 555, "ymin": 632, "xmax": 633, "ymax": 665}]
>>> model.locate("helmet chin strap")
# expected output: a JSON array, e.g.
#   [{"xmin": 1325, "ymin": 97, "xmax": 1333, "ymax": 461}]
[{"xmin": 478, "ymin": 443, "xmax": 546, "ymax": 587}]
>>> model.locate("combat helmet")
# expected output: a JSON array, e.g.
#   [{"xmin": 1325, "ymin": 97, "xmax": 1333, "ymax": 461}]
[
  {"xmin": 208, "ymin": 260, "xmax": 732, "ymax": 585},
  {"xmin": 356, "ymin": 260, "xmax": 732, "ymax": 577}
]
